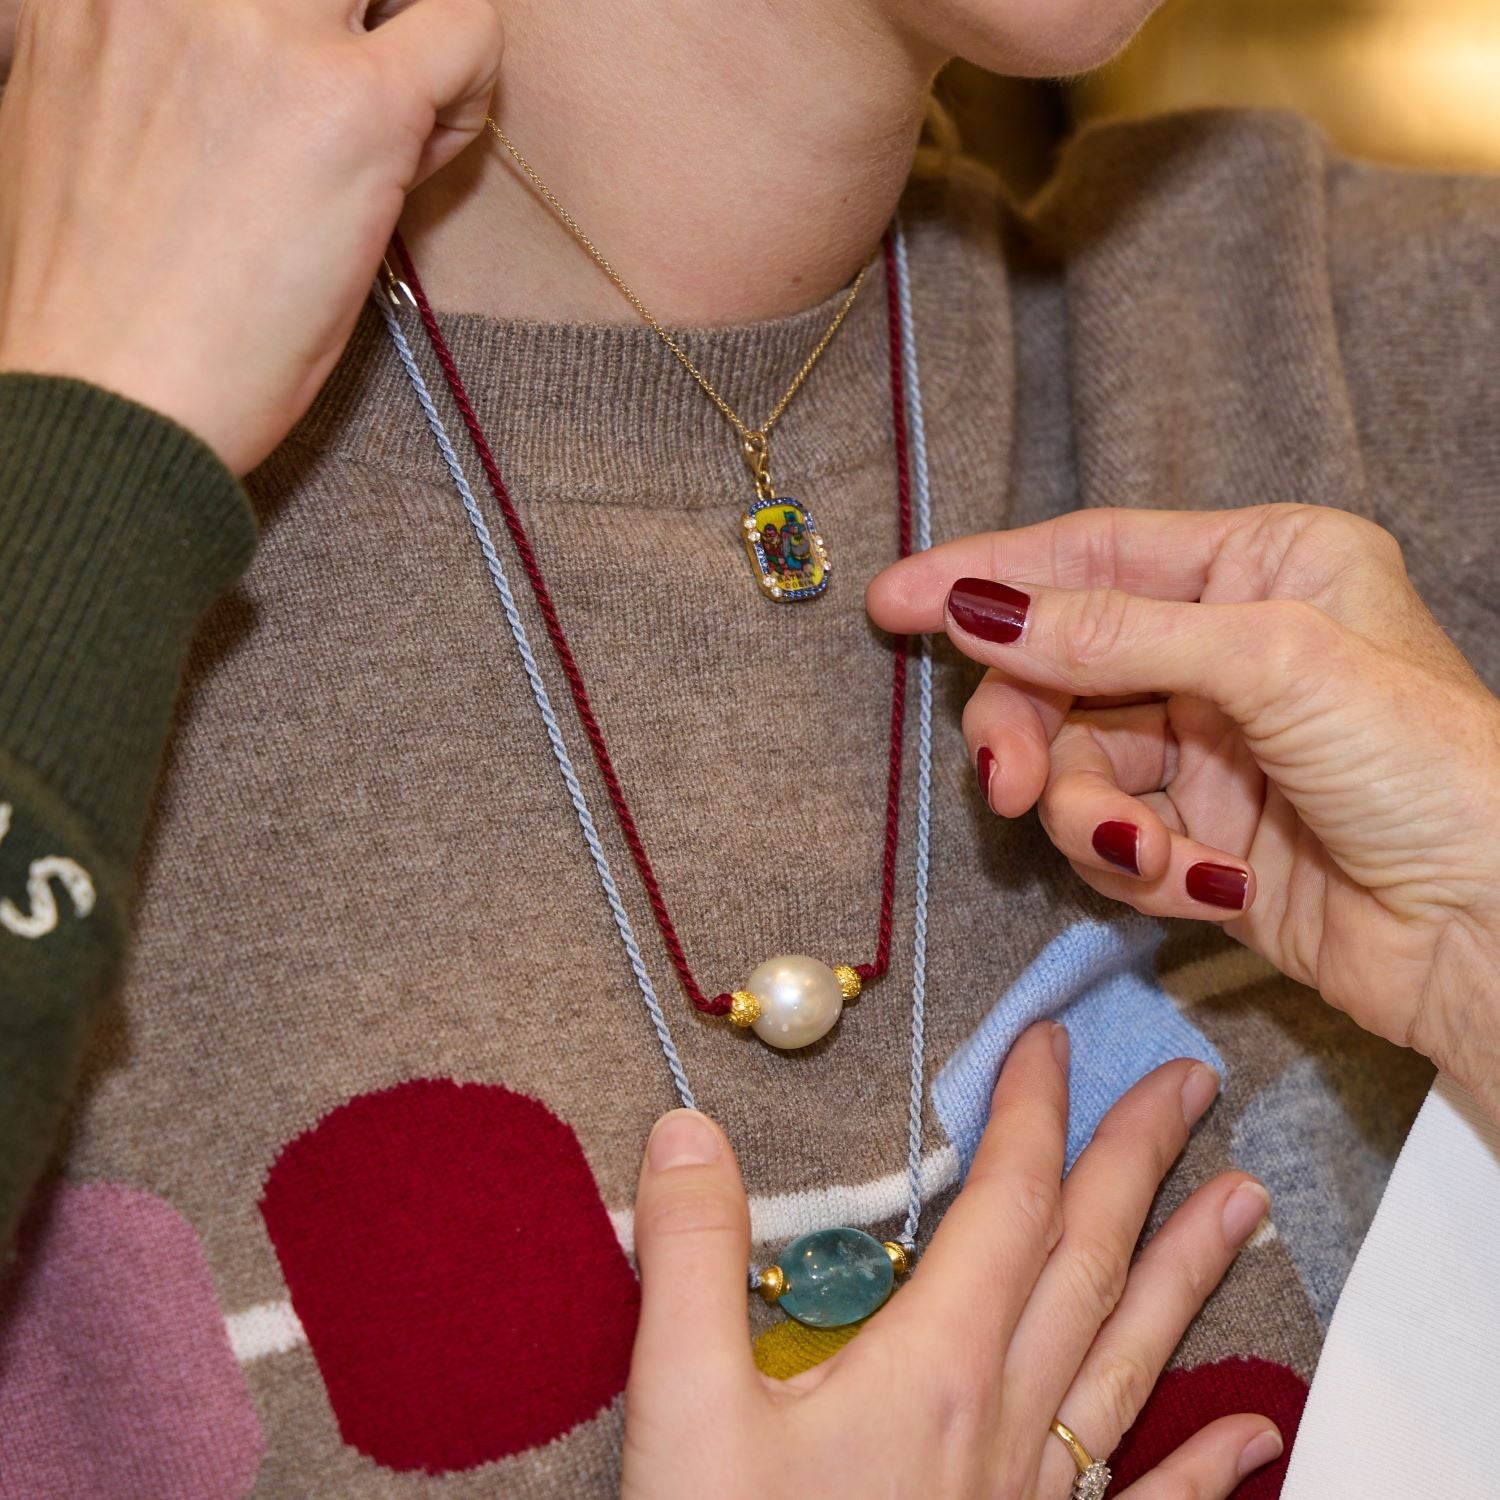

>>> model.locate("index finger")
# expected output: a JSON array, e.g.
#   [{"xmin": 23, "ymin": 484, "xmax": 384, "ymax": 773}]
[
  {"xmin": 870, "ymin": 1021, "xmax": 1069, "ymax": 1356},
  {"xmin": 866, "ymin": 507, "xmax": 1246, "ymax": 635}
]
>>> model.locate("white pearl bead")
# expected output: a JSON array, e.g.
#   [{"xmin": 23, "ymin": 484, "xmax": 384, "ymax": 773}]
[{"xmin": 747, "ymin": 954, "xmax": 844, "ymax": 1050}]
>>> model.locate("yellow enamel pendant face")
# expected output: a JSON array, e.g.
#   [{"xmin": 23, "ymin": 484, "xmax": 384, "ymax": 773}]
[{"xmin": 740, "ymin": 500, "xmax": 831, "ymax": 601}]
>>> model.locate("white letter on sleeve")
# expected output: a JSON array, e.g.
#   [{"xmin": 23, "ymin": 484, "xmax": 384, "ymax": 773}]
[{"xmin": 0, "ymin": 803, "xmax": 97, "ymax": 940}]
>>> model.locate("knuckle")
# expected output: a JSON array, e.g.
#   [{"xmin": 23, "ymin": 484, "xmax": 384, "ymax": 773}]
[
  {"xmin": 1062, "ymin": 1228, "xmax": 1131, "ymax": 1321},
  {"xmin": 473, "ymin": 0, "xmax": 506, "ymax": 47},
  {"xmin": 929, "ymin": 1372, "xmax": 993, "ymax": 1449},
  {"xmin": 1164, "ymin": 1243, "xmax": 1216, "ymax": 1307},
  {"xmin": 1088, "ymin": 1343, "xmax": 1159, "ymax": 1445},
  {"xmin": 1093, "ymin": 1105, "xmax": 1179, "ymax": 1187},
  {"xmin": 27, "ymin": 0, "xmax": 104, "ymax": 56},
  {"xmin": 1260, "ymin": 502, "xmax": 1409, "ymax": 583},
  {"xmin": 1255, "ymin": 597, "xmax": 1339, "ymax": 672},
  {"xmin": 970, "ymin": 1165, "xmax": 1063, "ymax": 1257},
  {"xmin": 1312, "ymin": 506, "xmax": 1405, "ymax": 565},
  {"xmin": 1368, "ymin": 523, "xmax": 1409, "ymax": 574},
  {"xmin": 1258, "ymin": 500, "xmax": 1332, "ymax": 541},
  {"xmin": 315, "ymin": 54, "xmax": 390, "ymax": 136},
  {"xmin": 959, "ymin": 691, "xmax": 991, "ymax": 745},
  {"xmin": 13, "ymin": 0, "xmax": 40, "ymax": 42},
  {"xmin": 275, "ymin": 35, "xmax": 391, "ymax": 144},
  {"xmin": 1036, "ymin": 761, "xmax": 1079, "ymax": 827},
  {"xmin": 1048, "ymin": 716, "xmax": 1098, "ymax": 772},
  {"xmin": 1058, "ymin": 589, "xmax": 1134, "ymax": 692},
  {"xmin": 1013, "ymin": 1170, "xmax": 1066, "ymax": 1256}
]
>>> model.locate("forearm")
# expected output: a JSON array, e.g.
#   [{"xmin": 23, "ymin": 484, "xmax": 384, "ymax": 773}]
[{"xmin": 0, "ymin": 373, "xmax": 256, "ymax": 1244}]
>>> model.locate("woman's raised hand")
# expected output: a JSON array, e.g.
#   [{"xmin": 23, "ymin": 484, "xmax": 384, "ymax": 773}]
[
  {"xmin": 623, "ymin": 1026, "xmax": 1280, "ymax": 1499},
  {"xmin": 0, "ymin": 0, "xmax": 502, "ymax": 474},
  {"xmin": 868, "ymin": 504, "xmax": 1500, "ymax": 1114}
]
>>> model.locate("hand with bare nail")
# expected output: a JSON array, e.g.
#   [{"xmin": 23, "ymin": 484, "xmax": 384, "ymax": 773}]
[
  {"xmin": 624, "ymin": 1031, "xmax": 1280, "ymax": 1500},
  {"xmin": 0, "ymin": 0, "xmax": 503, "ymax": 474}
]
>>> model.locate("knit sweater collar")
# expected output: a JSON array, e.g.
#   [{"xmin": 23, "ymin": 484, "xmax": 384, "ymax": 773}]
[{"xmin": 285, "ymin": 183, "xmax": 1002, "ymax": 512}]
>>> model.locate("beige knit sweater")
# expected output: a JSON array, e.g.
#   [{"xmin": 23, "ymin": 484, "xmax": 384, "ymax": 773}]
[{"xmin": 21, "ymin": 110, "xmax": 1500, "ymax": 1496}]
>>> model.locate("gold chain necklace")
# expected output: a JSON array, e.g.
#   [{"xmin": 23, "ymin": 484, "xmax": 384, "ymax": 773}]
[{"xmin": 486, "ymin": 117, "xmax": 870, "ymax": 601}]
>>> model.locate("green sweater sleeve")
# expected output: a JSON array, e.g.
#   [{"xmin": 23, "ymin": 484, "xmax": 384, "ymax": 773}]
[{"xmin": 0, "ymin": 374, "xmax": 257, "ymax": 1244}]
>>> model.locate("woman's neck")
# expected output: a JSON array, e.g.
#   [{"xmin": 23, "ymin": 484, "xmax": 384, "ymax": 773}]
[{"xmin": 399, "ymin": 0, "xmax": 937, "ymax": 325}]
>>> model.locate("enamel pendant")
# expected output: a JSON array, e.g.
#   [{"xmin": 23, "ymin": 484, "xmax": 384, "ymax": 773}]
[
  {"xmin": 757, "ymin": 1229, "xmax": 910, "ymax": 1327},
  {"xmin": 741, "ymin": 498, "xmax": 831, "ymax": 601},
  {"xmin": 740, "ymin": 432, "xmax": 830, "ymax": 601}
]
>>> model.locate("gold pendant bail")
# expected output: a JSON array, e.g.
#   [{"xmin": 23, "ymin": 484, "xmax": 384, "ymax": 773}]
[{"xmin": 742, "ymin": 430, "xmax": 777, "ymax": 502}]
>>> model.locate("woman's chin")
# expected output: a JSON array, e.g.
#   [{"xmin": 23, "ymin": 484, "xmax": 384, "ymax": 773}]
[{"xmin": 910, "ymin": 0, "xmax": 1163, "ymax": 78}]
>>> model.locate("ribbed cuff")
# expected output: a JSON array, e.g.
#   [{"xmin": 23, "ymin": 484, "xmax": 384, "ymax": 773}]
[
  {"xmin": 0, "ymin": 752, "xmax": 124, "ymax": 1246},
  {"xmin": 0, "ymin": 374, "xmax": 258, "ymax": 869}
]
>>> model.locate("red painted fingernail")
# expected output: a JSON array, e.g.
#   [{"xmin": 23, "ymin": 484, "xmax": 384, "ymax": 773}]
[
  {"xmin": 946, "ymin": 577, "xmax": 1030, "ymax": 644},
  {"xmin": 976, "ymin": 746, "xmax": 996, "ymax": 807},
  {"xmin": 1186, "ymin": 861, "xmax": 1249, "ymax": 910},
  {"xmin": 1092, "ymin": 820, "xmax": 1141, "ymax": 875}
]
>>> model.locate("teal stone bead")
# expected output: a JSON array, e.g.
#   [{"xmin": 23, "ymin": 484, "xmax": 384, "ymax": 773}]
[{"xmin": 776, "ymin": 1227, "xmax": 895, "ymax": 1328}]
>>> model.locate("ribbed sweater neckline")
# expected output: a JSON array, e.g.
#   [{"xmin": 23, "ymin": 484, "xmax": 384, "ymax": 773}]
[{"xmin": 287, "ymin": 195, "xmax": 989, "ymax": 512}]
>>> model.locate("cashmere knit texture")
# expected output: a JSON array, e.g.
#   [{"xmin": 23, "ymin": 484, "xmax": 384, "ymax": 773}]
[{"xmin": 1, "ymin": 110, "xmax": 1497, "ymax": 1496}]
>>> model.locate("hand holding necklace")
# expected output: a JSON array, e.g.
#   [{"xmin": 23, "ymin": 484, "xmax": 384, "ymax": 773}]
[{"xmin": 0, "ymin": 0, "xmax": 502, "ymax": 475}]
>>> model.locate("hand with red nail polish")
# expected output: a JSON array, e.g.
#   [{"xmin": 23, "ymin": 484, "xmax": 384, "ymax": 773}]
[{"xmin": 868, "ymin": 504, "xmax": 1500, "ymax": 1119}]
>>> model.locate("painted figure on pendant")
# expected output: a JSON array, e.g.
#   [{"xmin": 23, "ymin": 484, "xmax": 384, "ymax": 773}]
[
  {"xmin": 760, "ymin": 520, "xmax": 787, "ymax": 580},
  {"xmin": 780, "ymin": 513, "xmax": 813, "ymax": 585}
]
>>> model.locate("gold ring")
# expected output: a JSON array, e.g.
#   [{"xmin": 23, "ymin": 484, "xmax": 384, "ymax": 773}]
[{"xmin": 1049, "ymin": 1419, "xmax": 1112, "ymax": 1500}]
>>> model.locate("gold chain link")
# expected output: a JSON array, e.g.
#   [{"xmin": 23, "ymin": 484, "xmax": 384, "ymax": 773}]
[{"xmin": 484, "ymin": 118, "xmax": 869, "ymax": 450}]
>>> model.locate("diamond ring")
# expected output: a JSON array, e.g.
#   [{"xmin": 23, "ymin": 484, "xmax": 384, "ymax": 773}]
[{"xmin": 1049, "ymin": 1418, "xmax": 1112, "ymax": 1500}]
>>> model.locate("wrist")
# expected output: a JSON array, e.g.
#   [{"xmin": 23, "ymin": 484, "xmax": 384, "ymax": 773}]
[
  {"xmin": 0, "ymin": 346, "xmax": 227, "ymax": 467},
  {"xmin": 1420, "ymin": 910, "xmax": 1500, "ymax": 1122}
]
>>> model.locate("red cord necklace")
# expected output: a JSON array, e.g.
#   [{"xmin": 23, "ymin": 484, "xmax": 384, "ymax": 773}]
[{"xmin": 392, "ymin": 231, "xmax": 912, "ymax": 1049}]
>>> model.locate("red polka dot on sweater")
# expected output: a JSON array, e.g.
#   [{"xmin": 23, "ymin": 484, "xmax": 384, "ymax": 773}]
[
  {"xmin": 1106, "ymin": 1357, "xmax": 1308, "ymax": 1497},
  {"xmin": 259, "ymin": 1078, "xmax": 639, "ymax": 1474}
]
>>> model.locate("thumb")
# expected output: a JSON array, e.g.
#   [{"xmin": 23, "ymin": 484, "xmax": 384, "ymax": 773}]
[
  {"xmin": 628, "ymin": 1110, "xmax": 756, "ymax": 1403},
  {"xmin": 364, "ymin": 0, "xmax": 504, "ymax": 186},
  {"xmin": 943, "ymin": 575, "xmax": 1350, "ymax": 721}
]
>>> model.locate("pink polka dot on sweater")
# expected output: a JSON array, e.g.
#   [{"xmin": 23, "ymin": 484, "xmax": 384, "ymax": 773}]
[{"xmin": 0, "ymin": 1180, "xmax": 263, "ymax": 1499}]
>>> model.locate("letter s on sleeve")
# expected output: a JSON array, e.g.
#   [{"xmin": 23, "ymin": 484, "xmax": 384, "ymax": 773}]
[{"xmin": 0, "ymin": 803, "xmax": 96, "ymax": 941}]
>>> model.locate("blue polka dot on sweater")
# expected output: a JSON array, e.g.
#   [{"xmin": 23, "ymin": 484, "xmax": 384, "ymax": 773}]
[{"xmin": 932, "ymin": 917, "xmax": 1225, "ymax": 1175}]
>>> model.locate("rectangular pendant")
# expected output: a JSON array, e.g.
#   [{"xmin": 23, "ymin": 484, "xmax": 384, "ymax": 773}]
[{"xmin": 740, "ymin": 499, "xmax": 831, "ymax": 601}]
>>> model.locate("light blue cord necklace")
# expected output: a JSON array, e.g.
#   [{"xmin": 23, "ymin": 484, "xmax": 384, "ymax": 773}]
[{"xmin": 378, "ymin": 220, "xmax": 936, "ymax": 1329}]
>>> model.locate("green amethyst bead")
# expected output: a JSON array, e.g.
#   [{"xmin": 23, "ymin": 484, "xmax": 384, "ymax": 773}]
[{"xmin": 775, "ymin": 1227, "xmax": 895, "ymax": 1328}]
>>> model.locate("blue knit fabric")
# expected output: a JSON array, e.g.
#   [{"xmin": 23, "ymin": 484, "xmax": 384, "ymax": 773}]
[{"xmin": 932, "ymin": 917, "xmax": 1225, "ymax": 1174}]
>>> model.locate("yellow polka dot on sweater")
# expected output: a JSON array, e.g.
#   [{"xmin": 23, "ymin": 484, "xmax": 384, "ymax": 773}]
[{"xmin": 752, "ymin": 1318, "xmax": 865, "ymax": 1379}]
